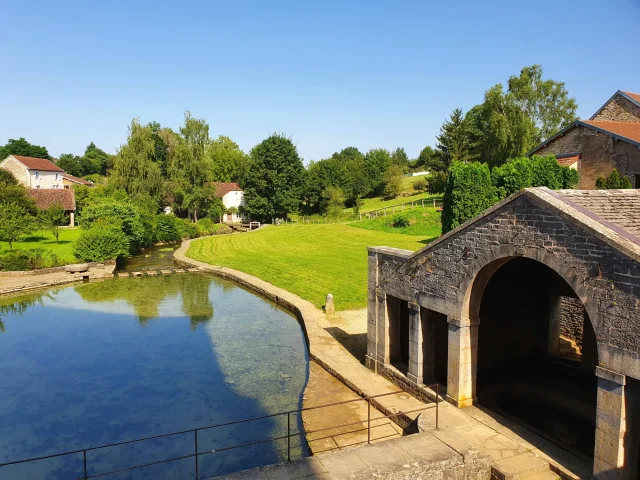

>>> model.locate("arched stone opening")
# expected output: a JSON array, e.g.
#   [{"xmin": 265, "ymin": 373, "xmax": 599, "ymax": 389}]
[{"xmin": 471, "ymin": 257, "xmax": 599, "ymax": 460}]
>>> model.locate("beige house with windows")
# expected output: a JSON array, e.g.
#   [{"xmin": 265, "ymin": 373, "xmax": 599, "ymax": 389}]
[{"xmin": 0, "ymin": 155, "xmax": 65, "ymax": 189}]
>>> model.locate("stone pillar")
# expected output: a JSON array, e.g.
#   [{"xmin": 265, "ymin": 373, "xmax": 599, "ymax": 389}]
[
  {"xmin": 69, "ymin": 211, "xmax": 75, "ymax": 227},
  {"xmin": 407, "ymin": 303, "xmax": 423, "ymax": 384},
  {"xmin": 593, "ymin": 366, "xmax": 628, "ymax": 479},
  {"xmin": 446, "ymin": 318, "xmax": 478, "ymax": 408},
  {"xmin": 548, "ymin": 295, "xmax": 561, "ymax": 357},
  {"xmin": 376, "ymin": 292, "xmax": 390, "ymax": 365}
]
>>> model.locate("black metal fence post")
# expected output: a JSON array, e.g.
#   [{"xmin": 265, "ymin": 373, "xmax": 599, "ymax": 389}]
[
  {"xmin": 194, "ymin": 430, "xmax": 199, "ymax": 480},
  {"xmin": 287, "ymin": 412, "xmax": 291, "ymax": 462}
]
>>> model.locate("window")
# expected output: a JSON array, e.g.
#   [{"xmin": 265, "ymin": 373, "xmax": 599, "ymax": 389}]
[
  {"xmin": 35, "ymin": 171, "xmax": 40, "ymax": 179},
  {"xmin": 36, "ymin": 185, "xmax": 40, "ymax": 189},
  {"xmin": 55, "ymin": 173, "xmax": 60, "ymax": 181}
]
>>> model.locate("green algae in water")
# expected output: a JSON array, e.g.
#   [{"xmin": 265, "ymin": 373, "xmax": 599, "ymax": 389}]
[{"xmin": 0, "ymin": 273, "xmax": 309, "ymax": 479}]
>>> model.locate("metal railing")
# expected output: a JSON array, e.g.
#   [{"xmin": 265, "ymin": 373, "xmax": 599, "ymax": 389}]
[{"xmin": 0, "ymin": 386, "xmax": 440, "ymax": 480}]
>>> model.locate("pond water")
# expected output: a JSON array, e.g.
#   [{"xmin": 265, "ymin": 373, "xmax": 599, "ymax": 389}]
[
  {"xmin": 120, "ymin": 243, "xmax": 181, "ymax": 273},
  {"xmin": 0, "ymin": 274, "xmax": 309, "ymax": 479}
]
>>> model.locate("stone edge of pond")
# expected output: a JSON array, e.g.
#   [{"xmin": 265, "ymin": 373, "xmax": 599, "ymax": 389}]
[
  {"xmin": 174, "ymin": 238, "xmax": 432, "ymax": 431},
  {"xmin": 0, "ymin": 262, "xmax": 117, "ymax": 296}
]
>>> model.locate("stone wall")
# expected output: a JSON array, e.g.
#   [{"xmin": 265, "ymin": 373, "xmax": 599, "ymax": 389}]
[
  {"xmin": 373, "ymin": 193, "xmax": 640, "ymax": 379},
  {"xmin": 560, "ymin": 296, "xmax": 585, "ymax": 348},
  {"xmin": 593, "ymin": 95, "xmax": 640, "ymax": 123},
  {"xmin": 535, "ymin": 126, "xmax": 640, "ymax": 189},
  {"xmin": 0, "ymin": 156, "xmax": 29, "ymax": 186}
]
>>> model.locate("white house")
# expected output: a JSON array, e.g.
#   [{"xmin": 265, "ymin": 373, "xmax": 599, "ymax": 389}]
[
  {"xmin": 212, "ymin": 182, "xmax": 245, "ymax": 223},
  {"xmin": 0, "ymin": 155, "xmax": 64, "ymax": 189}
]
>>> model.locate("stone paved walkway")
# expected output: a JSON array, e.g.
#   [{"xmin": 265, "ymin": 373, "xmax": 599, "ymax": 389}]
[{"xmin": 175, "ymin": 241, "xmax": 591, "ymax": 480}]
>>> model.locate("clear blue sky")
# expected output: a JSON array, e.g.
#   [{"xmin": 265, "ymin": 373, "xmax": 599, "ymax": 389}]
[{"xmin": 1, "ymin": 0, "xmax": 639, "ymax": 163}]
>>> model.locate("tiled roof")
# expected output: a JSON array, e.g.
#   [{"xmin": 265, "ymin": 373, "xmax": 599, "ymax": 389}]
[
  {"xmin": 623, "ymin": 91, "xmax": 640, "ymax": 103},
  {"xmin": 26, "ymin": 188, "xmax": 76, "ymax": 211},
  {"xmin": 582, "ymin": 121, "xmax": 640, "ymax": 144},
  {"xmin": 556, "ymin": 189, "xmax": 640, "ymax": 239},
  {"xmin": 555, "ymin": 154, "xmax": 580, "ymax": 167},
  {"xmin": 212, "ymin": 182, "xmax": 242, "ymax": 198},
  {"xmin": 63, "ymin": 173, "xmax": 93, "ymax": 186},
  {"xmin": 11, "ymin": 155, "xmax": 64, "ymax": 172}
]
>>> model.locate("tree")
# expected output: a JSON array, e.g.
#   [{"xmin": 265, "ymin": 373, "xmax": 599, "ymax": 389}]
[
  {"xmin": 0, "ymin": 169, "xmax": 18, "ymax": 186},
  {"xmin": 390, "ymin": 148, "xmax": 410, "ymax": 171},
  {"xmin": 382, "ymin": 165, "xmax": 404, "ymax": 199},
  {"xmin": 436, "ymin": 109, "xmax": 475, "ymax": 167},
  {"xmin": 110, "ymin": 119, "xmax": 164, "ymax": 208},
  {"xmin": 0, "ymin": 203, "xmax": 33, "ymax": 249},
  {"xmin": 57, "ymin": 153, "xmax": 84, "ymax": 177},
  {"xmin": 364, "ymin": 148, "xmax": 392, "ymax": 195},
  {"xmin": 414, "ymin": 146, "xmax": 445, "ymax": 173},
  {"xmin": 243, "ymin": 134, "xmax": 305, "ymax": 220},
  {"xmin": 303, "ymin": 157, "xmax": 349, "ymax": 213},
  {"xmin": 84, "ymin": 142, "xmax": 112, "ymax": 176},
  {"xmin": 595, "ymin": 170, "xmax": 632, "ymax": 189},
  {"xmin": 208, "ymin": 136, "xmax": 249, "ymax": 183},
  {"xmin": 441, "ymin": 161, "xmax": 498, "ymax": 234},
  {"xmin": 0, "ymin": 185, "xmax": 37, "ymax": 215},
  {"xmin": 321, "ymin": 186, "xmax": 345, "ymax": 218},
  {"xmin": 40, "ymin": 203, "xmax": 67, "ymax": 243},
  {"xmin": 507, "ymin": 65, "xmax": 578, "ymax": 144},
  {"xmin": 0, "ymin": 138, "xmax": 50, "ymax": 160}
]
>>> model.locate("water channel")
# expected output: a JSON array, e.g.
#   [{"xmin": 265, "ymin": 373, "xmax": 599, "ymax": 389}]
[{"xmin": 0, "ymin": 265, "xmax": 310, "ymax": 479}]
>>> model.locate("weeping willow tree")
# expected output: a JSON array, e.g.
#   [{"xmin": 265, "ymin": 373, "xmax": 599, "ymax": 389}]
[{"xmin": 110, "ymin": 120, "xmax": 164, "ymax": 208}]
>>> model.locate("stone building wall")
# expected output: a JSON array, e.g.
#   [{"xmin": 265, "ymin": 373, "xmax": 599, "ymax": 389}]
[
  {"xmin": 592, "ymin": 95, "xmax": 640, "ymax": 123},
  {"xmin": 535, "ymin": 126, "xmax": 640, "ymax": 189},
  {"xmin": 0, "ymin": 156, "xmax": 29, "ymax": 186},
  {"xmin": 374, "ymin": 193, "xmax": 640, "ymax": 377},
  {"xmin": 560, "ymin": 296, "xmax": 585, "ymax": 348}
]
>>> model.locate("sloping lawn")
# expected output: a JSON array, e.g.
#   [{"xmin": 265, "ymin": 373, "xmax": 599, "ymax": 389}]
[
  {"xmin": 0, "ymin": 228, "xmax": 81, "ymax": 266},
  {"xmin": 349, "ymin": 208, "xmax": 441, "ymax": 237},
  {"xmin": 186, "ymin": 224, "xmax": 430, "ymax": 311},
  {"xmin": 345, "ymin": 193, "xmax": 441, "ymax": 214}
]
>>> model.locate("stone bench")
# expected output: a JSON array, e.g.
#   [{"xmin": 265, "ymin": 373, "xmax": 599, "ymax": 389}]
[{"xmin": 65, "ymin": 264, "xmax": 90, "ymax": 274}]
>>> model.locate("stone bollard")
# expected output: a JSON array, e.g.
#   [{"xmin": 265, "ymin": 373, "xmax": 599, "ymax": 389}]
[{"xmin": 325, "ymin": 294, "xmax": 335, "ymax": 316}]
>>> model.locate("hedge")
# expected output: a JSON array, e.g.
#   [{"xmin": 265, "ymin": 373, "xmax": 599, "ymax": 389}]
[{"xmin": 73, "ymin": 226, "xmax": 130, "ymax": 262}]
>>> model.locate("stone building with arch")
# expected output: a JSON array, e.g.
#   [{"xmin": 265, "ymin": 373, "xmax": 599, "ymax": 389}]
[{"xmin": 366, "ymin": 187, "xmax": 640, "ymax": 479}]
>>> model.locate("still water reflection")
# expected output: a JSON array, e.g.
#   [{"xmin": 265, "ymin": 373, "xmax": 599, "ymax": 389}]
[{"xmin": 0, "ymin": 274, "xmax": 309, "ymax": 479}]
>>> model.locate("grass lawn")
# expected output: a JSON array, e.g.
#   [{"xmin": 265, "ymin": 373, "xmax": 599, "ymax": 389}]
[
  {"xmin": 186, "ymin": 224, "xmax": 430, "ymax": 311},
  {"xmin": 345, "ymin": 192, "xmax": 441, "ymax": 214},
  {"xmin": 349, "ymin": 208, "xmax": 442, "ymax": 237},
  {"xmin": 0, "ymin": 228, "xmax": 81, "ymax": 266}
]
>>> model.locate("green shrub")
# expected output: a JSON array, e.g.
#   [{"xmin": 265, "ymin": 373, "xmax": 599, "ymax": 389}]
[
  {"xmin": 492, "ymin": 157, "xmax": 534, "ymax": 199},
  {"xmin": 562, "ymin": 168, "xmax": 579, "ymax": 189},
  {"xmin": 413, "ymin": 177, "xmax": 428, "ymax": 192},
  {"xmin": 177, "ymin": 218, "xmax": 200, "ymax": 239},
  {"xmin": 391, "ymin": 213, "xmax": 411, "ymax": 228},
  {"xmin": 155, "ymin": 215, "xmax": 182, "ymax": 243},
  {"xmin": 442, "ymin": 161, "xmax": 498, "ymax": 234},
  {"xmin": 427, "ymin": 171, "xmax": 447, "ymax": 194},
  {"xmin": 80, "ymin": 200, "xmax": 155, "ymax": 253},
  {"xmin": 595, "ymin": 169, "xmax": 632, "ymax": 189},
  {"xmin": 196, "ymin": 218, "xmax": 233, "ymax": 236},
  {"xmin": 0, "ymin": 249, "xmax": 62, "ymax": 271},
  {"xmin": 530, "ymin": 155, "xmax": 564, "ymax": 190},
  {"xmin": 73, "ymin": 226, "xmax": 130, "ymax": 262}
]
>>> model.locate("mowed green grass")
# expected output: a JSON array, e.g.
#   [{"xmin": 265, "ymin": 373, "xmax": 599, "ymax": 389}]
[
  {"xmin": 0, "ymin": 228, "xmax": 81, "ymax": 265},
  {"xmin": 349, "ymin": 208, "xmax": 442, "ymax": 238},
  {"xmin": 345, "ymin": 192, "xmax": 441, "ymax": 214},
  {"xmin": 186, "ymin": 224, "xmax": 429, "ymax": 311}
]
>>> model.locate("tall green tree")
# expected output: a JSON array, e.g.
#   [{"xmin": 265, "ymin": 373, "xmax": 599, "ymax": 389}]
[
  {"xmin": 208, "ymin": 136, "xmax": 249, "ymax": 183},
  {"xmin": 507, "ymin": 64, "xmax": 578, "ymax": 144},
  {"xmin": 84, "ymin": 142, "xmax": 112, "ymax": 175},
  {"xmin": 364, "ymin": 148, "xmax": 392, "ymax": 195},
  {"xmin": 40, "ymin": 203, "xmax": 67, "ymax": 243},
  {"xmin": 243, "ymin": 134, "xmax": 305, "ymax": 220},
  {"xmin": 414, "ymin": 145, "xmax": 445, "ymax": 172},
  {"xmin": 0, "ymin": 138, "xmax": 50, "ymax": 160},
  {"xmin": 390, "ymin": 147, "xmax": 410, "ymax": 171},
  {"xmin": 436, "ymin": 109, "xmax": 475, "ymax": 168},
  {"xmin": 110, "ymin": 120, "xmax": 164, "ymax": 208}
]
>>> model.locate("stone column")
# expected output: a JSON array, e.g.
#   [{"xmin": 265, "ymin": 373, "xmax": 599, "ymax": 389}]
[
  {"xmin": 69, "ymin": 211, "xmax": 75, "ymax": 227},
  {"xmin": 548, "ymin": 295, "xmax": 561, "ymax": 357},
  {"xmin": 407, "ymin": 303, "xmax": 423, "ymax": 384},
  {"xmin": 446, "ymin": 318, "xmax": 478, "ymax": 408},
  {"xmin": 593, "ymin": 366, "xmax": 628, "ymax": 479},
  {"xmin": 376, "ymin": 292, "xmax": 390, "ymax": 365}
]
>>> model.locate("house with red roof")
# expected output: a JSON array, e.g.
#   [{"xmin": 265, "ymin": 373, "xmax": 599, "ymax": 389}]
[
  {"xmin": 529, "ymin": 90, "xmax": 640, "ymax": 189},
  {"xmin": 26, "ymin": 188, "xmax": 77, "ymax": 226},
  {"xmin": 0, "ymin": 155, "xmax": 65, "ymax": 189},
  {"xmin": 212, "ymin": 182, "xmax": 246, "ymax": 223}
]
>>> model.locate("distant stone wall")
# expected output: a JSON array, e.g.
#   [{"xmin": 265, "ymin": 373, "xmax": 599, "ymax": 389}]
[
  {"xmin": 593, "ymin": 95, "xmax": 640, "ymax": 123},
  {"xmin": 0, "ymin": 157, "xmax": 29, "ymax": 186},
  {"xmin": 560, "ymin": 296, "xmax": 585, "ymax": 348},
  {"xmin": 535, "ymin": 126, "xmax": 640, "ymax": 189}
]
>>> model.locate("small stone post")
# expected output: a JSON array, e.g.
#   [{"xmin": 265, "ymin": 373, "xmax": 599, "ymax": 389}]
[{"xmin": 325, "ymin": 294, "xmax": 335, "ymax": 316}]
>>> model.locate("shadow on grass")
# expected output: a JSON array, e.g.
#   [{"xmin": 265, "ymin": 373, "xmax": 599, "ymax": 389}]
[
  {"xmin": 418, "ymin": 235, "xmax": 440, "ymax": 245},
  {"xmin": 20, "ymin": 237, "xmax": 71, "ymax": 246}
]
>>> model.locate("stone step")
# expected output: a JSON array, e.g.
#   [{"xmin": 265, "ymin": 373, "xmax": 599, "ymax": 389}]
[
  {"xmin": 491, "ymin": 452, "xmax": 550, "ymax": 480},
  {"xmin": 520, "ymin": 471, "xmax": 561, "ymax": 480}
]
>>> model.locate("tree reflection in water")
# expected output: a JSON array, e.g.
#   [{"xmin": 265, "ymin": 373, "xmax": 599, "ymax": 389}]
[
  {"xmin": 0, "ymin": 291, "xmax": 49, "ymax": 332},
  {"xmin": 74, "ymin": 274, "xmax": 214, "ymax": 329}
]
